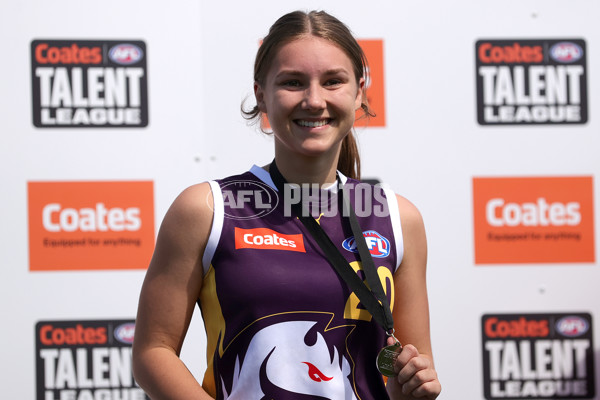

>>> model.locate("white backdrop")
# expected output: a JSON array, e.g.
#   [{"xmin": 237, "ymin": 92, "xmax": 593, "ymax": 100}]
[{"xmin": 1, "ymin": 0, "xmax": 598, "ymax": 399}]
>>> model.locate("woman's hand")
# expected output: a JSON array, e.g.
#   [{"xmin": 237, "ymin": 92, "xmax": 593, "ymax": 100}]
[{"xmin": 386, "ymin": 337, "xmax": 441, "ymax": 399}]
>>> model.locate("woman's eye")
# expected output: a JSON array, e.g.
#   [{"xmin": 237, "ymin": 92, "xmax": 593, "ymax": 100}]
[
  {"xmin": 325, "ymin": 79, "xmax": 343, "ymax": 87},
  {"xmin": 282, "ymin": 80, "xmax": 301, "ymax": 87}
]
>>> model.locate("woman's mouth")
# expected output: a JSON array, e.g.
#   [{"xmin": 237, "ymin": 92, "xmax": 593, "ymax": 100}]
[{"xmin": 295, "ymin": 119, "xmax": 331, "ymax": 128}]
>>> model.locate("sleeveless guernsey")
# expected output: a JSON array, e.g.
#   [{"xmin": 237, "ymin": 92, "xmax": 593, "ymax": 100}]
[{"xmin": 198, "ymin": 165, "xmax": 403, "ymax": 400}]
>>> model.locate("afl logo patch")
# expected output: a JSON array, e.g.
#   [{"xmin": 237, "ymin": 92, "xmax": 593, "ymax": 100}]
[{"xmin": 342, "ymin": 230, "xmax": 390, "ymax": 258}]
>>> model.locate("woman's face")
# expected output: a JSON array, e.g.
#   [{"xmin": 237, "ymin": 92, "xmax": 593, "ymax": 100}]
[{"xmin": 255, "ymin": 36, "xmax": 364, "ymax": 160}]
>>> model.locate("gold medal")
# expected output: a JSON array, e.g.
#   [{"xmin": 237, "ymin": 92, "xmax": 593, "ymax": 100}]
[{"xmin": 376, "ymin": 341, "xmax": 402, "ymax": 377}]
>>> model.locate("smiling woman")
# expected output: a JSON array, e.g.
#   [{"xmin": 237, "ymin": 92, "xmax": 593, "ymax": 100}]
[
  {"xmin": 132, "ymin": 9, "xmax": 441, "ymax": 400},
  {"xmin": 242, "ymin": 10, "xmax": 374, "ymax": 181},
  {"xmin": 254, "ymin": 35, "xmax": 363, "ymax": 174}
]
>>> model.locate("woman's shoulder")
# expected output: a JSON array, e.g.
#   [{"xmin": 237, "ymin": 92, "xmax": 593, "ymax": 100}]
[
  {"xmin": 392, "ymin": 193, "xmax": 426, "ymax": 238},
  {"xmin": 166, "ymin": 166, "xmax": 263, "ymax": 227},
  {"xmin": 160, "ymin": 182, "xmax": 214, "ymax": 239},
  {"xmin": 173, "ymin": 182, "xmax": 213, "ymax": 212},
  {"xmin": 394, "ymin": 193, "xmax": 422, "ymax": 218}
]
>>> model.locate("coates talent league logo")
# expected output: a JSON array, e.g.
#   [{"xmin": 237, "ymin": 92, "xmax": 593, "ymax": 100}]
[
  {"xmin": 36, "ymin": 319, "xmax": 149, "ymax": 400},
  {"xmin": 482, "ymin": 313, "xmax": 595, "ymax": 399},
  {"xmin": 476, "ymin": 39, "xmax": 587, "ymax": 125},
  {"xmin": 31, "ymin": 40, "xmax": 148, "ymax": 127}
]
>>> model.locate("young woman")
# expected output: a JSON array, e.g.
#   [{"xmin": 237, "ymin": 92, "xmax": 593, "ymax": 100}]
[{"xmin": 133, "ymin": 10, "xmax": 441, "ymax": 400}]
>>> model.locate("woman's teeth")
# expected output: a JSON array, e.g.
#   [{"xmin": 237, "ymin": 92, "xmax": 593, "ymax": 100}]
[{"xmin": 297, "ymin": 119, "xmax": 329, "ymax": 127}]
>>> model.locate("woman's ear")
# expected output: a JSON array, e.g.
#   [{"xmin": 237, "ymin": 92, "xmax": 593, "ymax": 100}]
[
  {"xmin": 355, "ymin": 77, "xmax": 365, "ymax": 110},
  {"xmin": 254, "ymin": 82, "xmax": 267, "ymax": 113}
]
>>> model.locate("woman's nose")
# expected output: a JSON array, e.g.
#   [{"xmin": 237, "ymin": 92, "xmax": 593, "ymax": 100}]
[{"xmin": 302, "ymin": 84, "xmax": 326, "ymax": 110}]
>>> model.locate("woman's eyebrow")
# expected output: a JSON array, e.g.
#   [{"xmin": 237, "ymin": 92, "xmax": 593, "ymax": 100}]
[{"xmin": 275, "ymin": 67, "xmax": 350, "ymax": 78}]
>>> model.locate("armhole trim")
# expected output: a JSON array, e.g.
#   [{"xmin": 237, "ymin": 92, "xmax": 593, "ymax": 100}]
[
  {"xmin": 202, "ymin": 180, "xmax": 223, "ymax": 276},
  {"xmin": 382, "ymin": 185, "xmax": 404, "ymax": 272}
]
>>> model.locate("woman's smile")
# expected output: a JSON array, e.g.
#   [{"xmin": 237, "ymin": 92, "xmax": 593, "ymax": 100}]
[{"xmin": 295, "ymin": 118, "xmax": 332, "ymax": 128}]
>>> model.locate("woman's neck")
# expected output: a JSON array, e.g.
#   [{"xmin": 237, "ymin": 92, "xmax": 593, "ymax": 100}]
[{"xmin": 271, "ymin": 146, "xmax": 341, "ymax": 186}]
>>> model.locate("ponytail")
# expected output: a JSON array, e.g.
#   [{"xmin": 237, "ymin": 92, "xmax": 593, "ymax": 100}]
[
  {"xmin": 338, "ymin": 133, "xmax": 360, "ymax": 180},
  {"xmin": 337, "ymin": 97, "xmax": 375, "ymax": 180}
]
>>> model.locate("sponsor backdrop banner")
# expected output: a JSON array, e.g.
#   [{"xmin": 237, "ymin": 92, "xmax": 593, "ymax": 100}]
[
  {"xmin": 31, "ymin": 40, "xmax": 149, "ymax": 128},
  {"xmin": 473, "ymin": 176, "xmax": 595, "ymax": 264},
  {"xmin": 36, "ymin": 319, "xmax": 148, "ymax": 400},
  {"xmin": 28, "ymin": 181, "xmax": 155, "ymax": 271},
  {"xmin": 0, "ymin": 1, "xmax": 598, "ymax": 399},
  {"xmin": 476, "ymin": 39, "xmax": 587, "ymax": 125},
  {"xmin": 355, "ymin": 39, "xmax": 386, "ymax": 128},
  {"xmin": 482, "ymin": 313, "xmax": 595, "ymax": 399}
]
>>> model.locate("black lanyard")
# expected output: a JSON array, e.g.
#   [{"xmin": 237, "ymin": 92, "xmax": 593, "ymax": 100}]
[{"xmin": 268, "ymin": 160, "xmax": 395, "ymax": 335}]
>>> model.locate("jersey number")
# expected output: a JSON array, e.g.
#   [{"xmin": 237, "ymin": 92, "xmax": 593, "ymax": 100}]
[{"xmin": 343, "ymin": 261, "xmax": 394, "ymax": 322}]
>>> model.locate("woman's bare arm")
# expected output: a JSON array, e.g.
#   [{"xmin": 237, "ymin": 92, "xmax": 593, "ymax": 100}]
[{"xmin": 132, "ymin": 183, "xmax": 215, "ymax": 399}]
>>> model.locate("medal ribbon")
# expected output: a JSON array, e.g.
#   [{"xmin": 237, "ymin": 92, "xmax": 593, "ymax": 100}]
[{"xmin": 268, "ymin": 159, "xmax": 395, "ymax": 335}]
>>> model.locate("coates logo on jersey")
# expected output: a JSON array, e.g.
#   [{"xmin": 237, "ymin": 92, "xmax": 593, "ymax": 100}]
[
  {"xmin": 481, "ymin": 313, "xmax": 595, "ymax": 400},
  {"xmin": 475, "ymin": 39, "xmax": 587, "ymax": 125},
  {"xmin": 36, "ymin": 319, "xmax": 149, "ymax": 400},
  {"xmin": 28, "ymin": 181, "xmax": 155, "ymax": 271},
  {"xmin": 472, "ymin": 176, "xmax": 595, "ymax": 264},
  {"xmin": 342, "ymin": 230, "xmax": 390, "ymax": 258},
  {"xmin": 235, "ymin": 227, "xmax": 306, "ymax": 252},
  {"xmin": 261, "ymin": 38, "xmax": 386, "ymax": 130},
  {"xmin": 31, "ymin": 39, "xmax": 148, "ymax": 127}
]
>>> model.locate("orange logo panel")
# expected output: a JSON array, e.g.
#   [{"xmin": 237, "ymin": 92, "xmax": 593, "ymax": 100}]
[
  {"xmin": 355, "ymin": 39, "xmax": 385, "ymax": 127},
  {"xmin": 473, "ymin": 177, "xmax": 595, "ymax": 264},
  {"xmin": 235, "ymin": 227, "xmax": 305, "ymax": 252},
  {"xmin": 261, "ymin": 38, "xmax": 386, "ymax": 130},
  {"xmin": 28, "ymin": 181, "xmax": 155, "ymax": 271}
]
